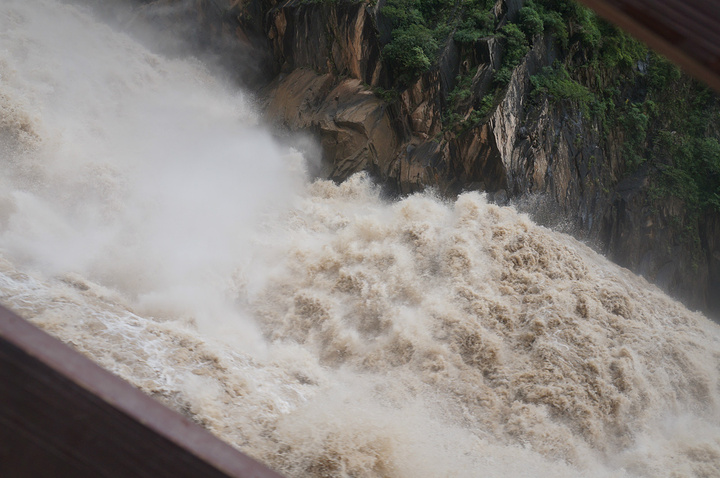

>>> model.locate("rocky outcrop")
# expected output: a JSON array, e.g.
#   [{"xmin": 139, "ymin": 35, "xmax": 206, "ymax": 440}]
[
  {"xmin": 264, "ymin": 69, "xmax": 397, "ymax": 181},
  {"xmin": 600, "ymin": 177, "xmax": 709, "ymax": 307},
  {"xmin": 266, "ymin": 0, "xmax": 383, "ymax": 85}
]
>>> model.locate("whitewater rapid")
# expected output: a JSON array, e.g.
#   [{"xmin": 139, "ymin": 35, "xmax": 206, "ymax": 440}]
[{"xmin": 1, "ymin": 1, "xmax": 720, "ymax": 476}]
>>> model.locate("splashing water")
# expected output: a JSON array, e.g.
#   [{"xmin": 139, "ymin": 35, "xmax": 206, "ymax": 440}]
[{"xmin": 1, "ymin": 1, "xmax": 719, "ymax": 477}]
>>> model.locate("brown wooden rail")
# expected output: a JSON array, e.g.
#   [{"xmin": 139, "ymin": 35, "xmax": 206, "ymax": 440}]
[
  {"xmin": 576, "ymin": 0, "xmax": 720, "ymax": 91},
  {"xmin": 0, "ymin": 304, "xmax": 284, "ymax": 478}
]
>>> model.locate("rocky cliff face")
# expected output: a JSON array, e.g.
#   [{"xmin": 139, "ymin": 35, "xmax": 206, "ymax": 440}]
[{"xmin": 128, "ymin": 0, "xmax": 719, "ymax": 319}]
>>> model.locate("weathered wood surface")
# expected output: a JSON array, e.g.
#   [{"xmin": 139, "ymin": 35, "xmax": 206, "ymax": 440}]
[
  {"xmin": 0, "ymin": 304, "xmax": 284, "ymax": 478},
  {"xmin": 577, "ymin": 0, "xmax": 720, "ymax": 91}
]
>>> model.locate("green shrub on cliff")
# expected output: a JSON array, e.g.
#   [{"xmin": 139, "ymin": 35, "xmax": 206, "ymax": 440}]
[
  {"xmin": 646, "ymin": 54, "xmax": 682, "ymax": 90},
  {"xmin": 493, "ymin": 22, "xmax": 529, "ymax": 86},
  {"xmin": 657, "ymin": 135, "xmax": 720, "ymax": 210},
  {"xmin": 518, "ymin": 0, "xmax": 567, "ymax": 47},
  {"xmin": 380, "ymin": 0, "xmax": 425, "ymax": 27},
  {"xmin": 519, "ymin": 4, "xmax": 543, "ymax": 39},
  {"xmin": 598, "ymin": 26, "xmax": 646, "ymax": 70},
  {"xmin": 383, "ymin": 24, "xmax": 439, "ymax": 80},
  {"xmin": 381, "ymin": 0, "xmax": 453, "ymax": 83},
  {"xmin": 501, "ymin": 23, "xmax": 528, "ymax": 66},
  {"xmin": 620, "ymin": 104, "xmax": 649, "ymax": 169},
  {"xmin": 574, "ymin": 5, "xmax": 601, "ymax": 49},
  {"xmin": 530, "ymin": 64, "xmax": 595, "ymax": 112},
  {"xmin": 381, "ymin": 0, "xmax": 497, "ymax": 83},
  {"xmin": 454, "ymin": 0, "xmax": 495, "ymax": 44}
]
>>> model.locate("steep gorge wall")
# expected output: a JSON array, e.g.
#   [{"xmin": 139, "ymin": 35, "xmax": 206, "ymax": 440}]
[{"xmin": 127, "ymin": 0, "xmax": 719, "ymax": 318}]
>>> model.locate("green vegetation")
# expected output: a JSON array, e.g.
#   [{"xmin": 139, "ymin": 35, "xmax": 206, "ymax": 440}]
[
  {"xmin": 493, "ymin": 22, "xmax": 528, "ymax": 86},
  {"xmin": 519, "ymin": 5, "xmax": 543, "ymax": 39},
  {"xmin": 382, "ymin": 24, "xmax": 439, "ymax": 80},
  {"xmin": 619, "ymin": 103, "xmax": 649, "ymax": 170},
  {"xmin": 443, "ymin": 73, "xmax": 473, "ymax": 130},
  {"xmin": 372, "ymin": 85, "xmax": 399, "ymax": 103},
  {"xmin": 647, "ymin": 70, "xmax": 720, "ymax": 218},
  {"xmin": 381, "ymin": 0, "xmax": 459, "ymax": 84},
  {"xmin": 520, "ymin": 0, "xmax": 720, "ymax": 257},
  {"xmin": 530, "ymin": 64, "xmax": 594, "ymax": 112},
  {"xmin": 443, "ymin": 73, "xmax": 497, "ymax": 132},
  {"xmin": 524, "ymin": 0, "xmax": 655, "ymax": 174},
  {"xmin": 447, "ymin": 74, "xmax": 473, "ymax": 104},
  {"xmin": 453, "ymin": 0, "xmax": 496, "ymax": 44},
  {"xmin": 656, "ymin": 134, "xmax": 720, "ymax": 212},
  {"xmin": 518, "ymin": 0, "xmax": 567, "ymax": 46},
  {"xmin": 381, "ymin": 0, "xmax": 512, "ymax": 85},
  {"xmin": 378, "ymin": 0, "xmax": 720, "ymax": 229}
]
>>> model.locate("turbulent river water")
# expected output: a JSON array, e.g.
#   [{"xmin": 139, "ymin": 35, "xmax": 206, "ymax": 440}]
[{"xmin": 2, "ymin": 1, "xmax": 720, "ymax": 476}]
